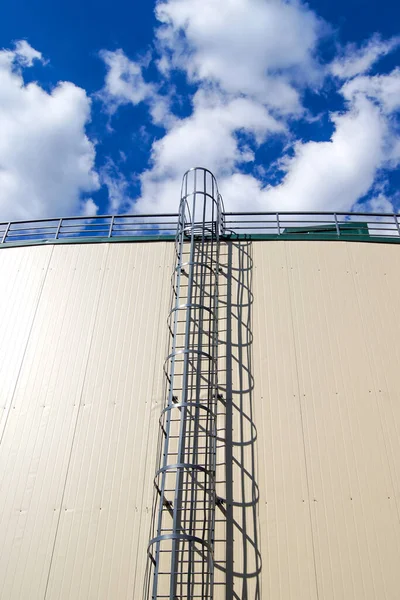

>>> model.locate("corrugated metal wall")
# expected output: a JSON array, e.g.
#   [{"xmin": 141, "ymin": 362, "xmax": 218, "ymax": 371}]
[
  {"xmin": 1, "ymin": 240, "xmax": 400, "ymax": 599},
  {"xmin": 250, "ymin": 241, "xmax": 400, "ymax": 600}
]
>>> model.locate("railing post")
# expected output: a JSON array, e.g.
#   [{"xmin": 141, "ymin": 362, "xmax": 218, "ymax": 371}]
[
  {"xmin": 1, "ymin": 222, "xmax": 10, "ymax": 244},
  {"xmin": 276, "ymin": 212, "xmax": 280, "ymax": 235},
  {"xmin": 334, "ymin": 213, "xmax": 340, "ymax": 236},
  {"xmin": 394, "ymin": 214, "xmax": 400, "ymax": 237},
  {"xmin": 108, "ymin": 215, "xmax": 115, "ymax": 238},
  {"xmin": 55, "ymin": 218, "xmax": 62, "ymax": 240}
]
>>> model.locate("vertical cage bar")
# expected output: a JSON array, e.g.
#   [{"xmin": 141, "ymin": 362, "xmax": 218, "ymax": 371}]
[{"xmin": 145, "ymin": 167, "xmax": 221, "ymax": 599}]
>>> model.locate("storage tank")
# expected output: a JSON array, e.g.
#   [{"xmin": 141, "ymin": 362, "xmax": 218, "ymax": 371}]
[{"xmin": 1, "ymin": 168, "xmax": 400, "ymax": 599}]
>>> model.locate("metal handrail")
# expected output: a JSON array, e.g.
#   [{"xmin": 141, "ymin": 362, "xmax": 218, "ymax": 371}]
[{"xmin": 1, "ymin": 211, "xmax": 400, "ymax": 244}]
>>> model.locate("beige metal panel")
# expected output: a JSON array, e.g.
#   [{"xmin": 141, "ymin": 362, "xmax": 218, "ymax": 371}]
[
  {"xmin": 0, "ymin": 244, "xmax": 110, "ymax": 599},
  {"xmin": 347, "ymin": 243, "xmax": 400, "ymax": 502},
  {"xmin": 250, "ymin": 241, "xmax": 318, "ymax": 600},
  {"xmin": 283, "ymin": 241, "xmax": 400, "ymax": 599},
  {"xmin": 44, "ymin": 242, "xmax": 173, "ymax": 600},
  {"xmin": 2, "ymin": 237, "xmax": 400, "ymax": 600},
  {"xmin": 0, "ymin": 245, "xmax": 53, "ymax": 440}
]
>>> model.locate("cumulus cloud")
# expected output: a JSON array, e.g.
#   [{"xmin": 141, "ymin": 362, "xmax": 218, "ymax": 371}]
[
  {"xmin": 263, "ymin": 96, "xmax": 389, "ymax": 211},
  {"xmin": 217, "ymin": 70, "xmax": 400, "ymax": 213},
  {"xmin": 219, "ymin": 68, "xmax": 400, "ymax": 213},
  {"xmin": 2, "ymin": 8, "xmax": 400, "ymax": 221},
  {"xmin": 156, "ymin": 0, "xmax": 323, "ymax": 114},
  {"xmin": 81, "ymin": 198, "xmax": 99, "ymax": 217},
  {"xmin": 104, "ymin": 0, "xmax": 324, "ymax": 214},
  {"xmin": 100, "ymin": 159, "xmax": 131, "ymax": 212},
  {"xmin": 0, "ymin": 41, "xmax": 99, "ymax": 220},
  {"xmin": 133, "ymin": 90, "xmax": 285, "ymax": 213},
  {"xmin": 353, "ymin": 194, "xmax": 395, "ymax": 214},
  {"xmin": 139, "ymin": 70, "xmax": 400, "ymax": 215},
  {"xmin": 342, "ymin": 68, "xmax": 400, "ymax": 113},
  {"xmin": 13, "ymin": 40, "xmax": 44, "ymax": 67},
  {"xmin": 97, "ymin": 1, "xmax": 400, "ymax": 217},
  {"xmin": 98, "ymin": 49, "xmax": 155, "ymax": 113},
  {"xmin": 331, "ymin": 34, "xmax": 400, "ymax": 79},
  {"xmin": 135, "ymin": 3, "xmax": 400, "ymax": 214},
  {"xmin": 151, "ymin": 91, "xmax": 283, "ymax": 174}
]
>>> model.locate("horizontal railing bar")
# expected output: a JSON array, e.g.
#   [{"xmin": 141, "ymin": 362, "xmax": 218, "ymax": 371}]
[
  {"xmin": 223, "ymin": 227, "xmax": 397, "ymax": 236},
  {"xmin": 112, "ymin": 222, "xmax": 177, "ymax": 228},
  {"xmin": 0, "ymin": 213, "xmax": 179, "ymax": 227},
  {"xmin": 224, "ymin": 211, "xmax": 400, "ymax": 217},
  {"xmin": 113, "ymin": 226, "xmax": 176, "ymax": 230},
  {"xmin": 59, "ymin": 225, "xmax": 174, "ymax": 230},
  {"xmin": 224, "ymin": 219, "xmax": 398, "ymax": 224},
  {"xmin": 112, "ymin": 229, "xmax": 174, "ymax": 233},
  {"xmin": 58, "ymin": 229, "xmax": 174, "ymax": 236},
  {"xmin": 59, "ymin": 221, "xmax": 177, "ymax": 228},
  {"xmin": 60, "ymin": 223, "xmax": 109, "ymax": 229},
  {"xmin": 114, "ymin": 213, "xmax": 179, "ymax": 218},
  {"xmin": 5, "ymin": 232, "xmax": 56, "ymax": 239},
  {"xmin": 0, "ymin": 219, "xmax": 59, "ymax": 226},
  {"xmin": 59, "ymin": 228, "xmax": 109, "ymax": 233},
  {"xmin": 8, "ymin": 225, "xmax": 58, "ymax": 232},
  {"xmin": 58, "ymin": 232, "xmax": 109, "ymax": 236},
  {"xmin": 58, "ymin": 229, "xmax": 173, "ymax": 235},
  {"xmin": 224, "ymin": 221, "xmax": 398, "ymax": 227}
]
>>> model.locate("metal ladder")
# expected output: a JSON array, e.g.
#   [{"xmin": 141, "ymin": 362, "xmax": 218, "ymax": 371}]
[{"xmin": 145, "ymin": 168, "xmax": 223, "ymax": 599}]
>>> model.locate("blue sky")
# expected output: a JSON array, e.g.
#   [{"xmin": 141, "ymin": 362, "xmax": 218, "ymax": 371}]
[{"xmin": 1, "ymin": 0, "xmax": 400, "ymax": 219}]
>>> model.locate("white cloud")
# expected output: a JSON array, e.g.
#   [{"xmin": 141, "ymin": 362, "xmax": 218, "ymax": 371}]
[
  {"xmin": 342, "ymin": 68, "xmax": 400, "ymax": 113},
  {"xmin": 0, "ymin": 42, "xmax": 99, "ymax": 220},
  {"xmin": 97, "ymin": 0, "xmax": 330, "ymax": 214},
  {"xmin": 331, "ymin": 34, "xmax": 400, "ymax": 79},
  {"xmin": 152, "ymin": 91, "xmax": 283, "ymax": 174},
  {"xmin": 353, "ymin": 194, "xmax": 395, "ymax": 213},
  {"xmin": 13, "ymin": 40, "xmax": 44, "ymax": 67},
  {"xmin": 123, "ymin": 0, "xmax": 323, "ymax": 214},
  {"xmin": 98, "ymin": 49, "xmax": 155, "ymax": 113},
  {"xmin": 97, "ymin": 1, "xmax": 400, "ymax": 217},
  {"xmin": 98, "ymin": 48, "xmax": 176, "ymax": 129},
  {"xmin": 138, "ymin": 5, "xmax": 400, "ymax": 215},
  {"xmin": 81, "ymin": 198, "xmax": 99, "ymax": 217},
  {"xmin": 218, "ymin": 73, "xmax": 400, "ymax": 213},
  {"xmin": 100, "ymin": 159, "xmax": 131, "ymax": 212},
  {"xmin": 262, "ymin": 96, "xmax": 388, "ymax": 211},
  {"xmin": 134, "ymin": 90, "xmax": 284, "ymax": 213},
  {"xmin": 156, "ymin": 0, "xmax": 324, "ymax": 114}
]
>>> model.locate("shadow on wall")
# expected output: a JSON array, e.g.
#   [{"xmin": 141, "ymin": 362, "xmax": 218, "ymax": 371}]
[{"xmin": 215, "ymin": 241, "xmax": 262, "ymax": 599}]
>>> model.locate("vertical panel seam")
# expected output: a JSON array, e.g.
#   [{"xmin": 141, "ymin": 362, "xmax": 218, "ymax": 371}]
[{"xmin": 284, "ymin": 242, "xmax": 320, "ymax": 600}]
